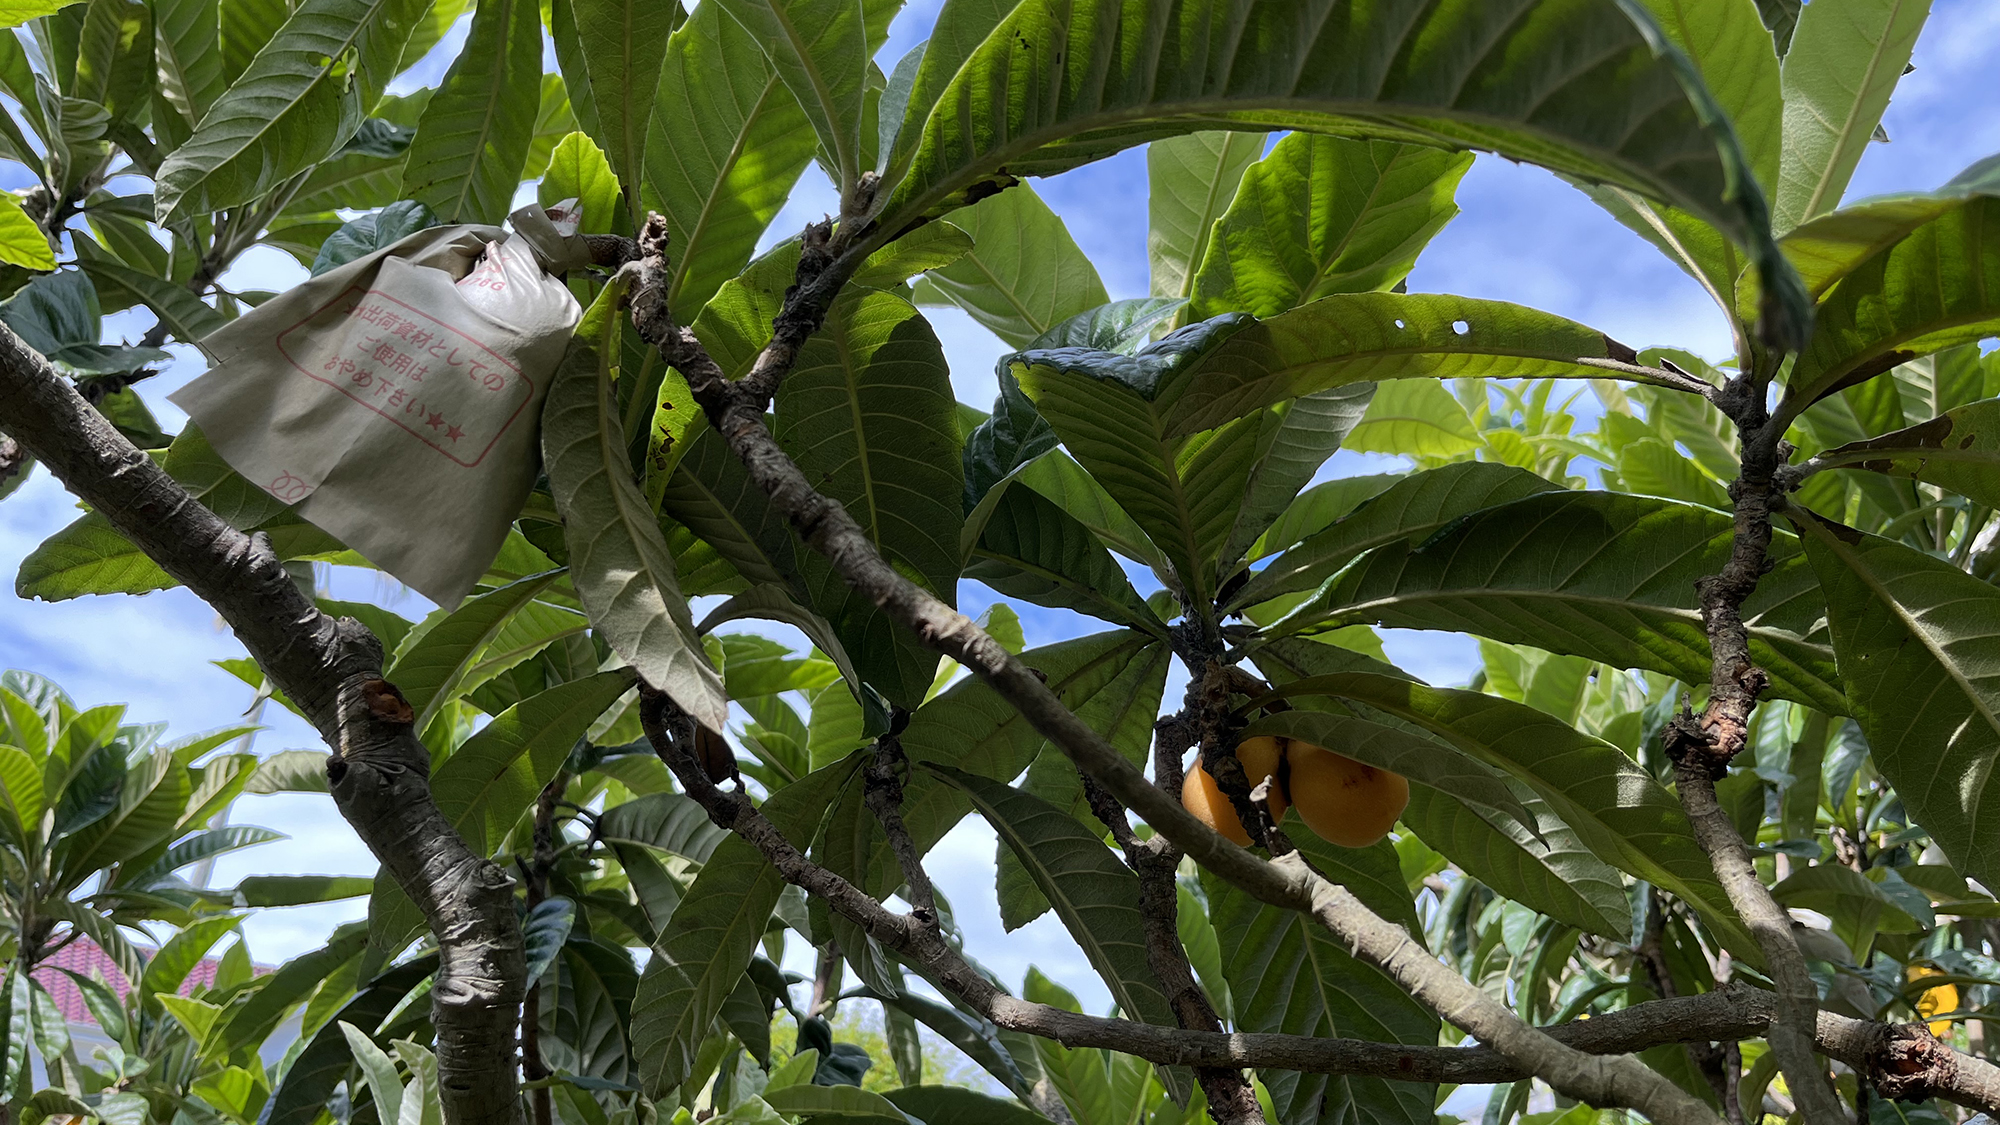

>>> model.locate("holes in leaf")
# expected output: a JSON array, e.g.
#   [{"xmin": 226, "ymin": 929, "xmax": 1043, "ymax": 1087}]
[
  {"xmin": 1451, "ymin": 320, "xmax": 1470, "ymax": 335},
  {"xmin": 1393, "ymin": 319, "xmax": 1406, "ymax": 330}
]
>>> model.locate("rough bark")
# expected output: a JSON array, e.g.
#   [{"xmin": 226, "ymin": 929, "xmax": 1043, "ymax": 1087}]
[
  {"xmin": 0, "ymin": 323, "xmax": 524, "ymax": 1125},
  {"xmin": 1666, "ymin": 373, "xmax": 1845, "ymax": 1123}
]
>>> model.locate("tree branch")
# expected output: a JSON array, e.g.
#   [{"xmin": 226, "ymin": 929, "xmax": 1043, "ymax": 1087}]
[
  {"xmin": 1664, "ymin": 373, "xmax": 1845, "ymax": 1123},
  {"xmin": 0, "ymin": 324, "xmax": 524, "ymax": 1125},
  {"xmin": 626, "ymin": 216, "xmax": 1724, "ymax": 1125},
  {"xmin": 1080, "ymin": 771, "xmax": 1265, "ymax": 1125}
]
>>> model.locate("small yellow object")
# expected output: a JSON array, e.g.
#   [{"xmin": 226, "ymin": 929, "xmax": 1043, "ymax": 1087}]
[{"xmin": 1908, "ymin": 964, "xmax": 1959, "ymax": 1038}]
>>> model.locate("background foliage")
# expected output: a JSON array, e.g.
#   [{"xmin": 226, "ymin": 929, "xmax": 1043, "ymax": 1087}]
[{"xmin": 0, "ymin": 1, "xmax": 1998, "ymax": 1124}]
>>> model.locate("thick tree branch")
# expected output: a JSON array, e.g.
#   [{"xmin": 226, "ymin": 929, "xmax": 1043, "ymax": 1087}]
[
  {"xmin": 1665, "ymin": 374, "xmax": 1845, "ymax": 1123},
  {"xmin": 0, "ymin": 324, "xmax": 524, "ymax": 1125},
  {"xmin": 627, "ymin": 216, "xmax": 1723, "ymax": 1125}
]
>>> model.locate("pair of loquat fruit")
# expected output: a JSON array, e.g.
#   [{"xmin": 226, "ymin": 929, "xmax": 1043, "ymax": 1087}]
[{"xmin": 1181, "ymin": 735, "xmax": 1409, "ymax": 849}]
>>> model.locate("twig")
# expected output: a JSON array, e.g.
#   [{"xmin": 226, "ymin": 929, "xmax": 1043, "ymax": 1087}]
[
  {"xmin": 1573, "ymin": 355, "xmax": 1720, "ymax": 397},
  {"xmin": 861, "ymin": 721, "xmax": 938, "ymax": 928},
  {"xmin": 626, "ymin": 216, "xmax": 1724, "ymax": 1125},
  {"xmin": 1079, "ymin": 771, "xmax": 1265, "ymax": 1125},
  {"xmin": 1637, "ymin": 894, "xmax": 1745, "ymax": 1123},
  {"xmin": 1665, "ymin": 371, "xmax": 1845, "ymax": 1123},
  {"xmin": 520, "ymin": 771, "xmax": 567, "ymax": 1125}
]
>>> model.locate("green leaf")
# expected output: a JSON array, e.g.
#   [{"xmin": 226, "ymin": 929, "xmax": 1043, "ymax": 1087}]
[
  {"xmin": 57, "ymin": 745, "xmax": 196, "ymax": 880},
  {"xmin": 0, "ymin": 969, "xmax": 29, "ymax": 1093},
  {"xmin": 869, "ymin": 992, "xmax": 1037, "ymax": 1105},
  {"xmin": 642, "ymin": 0, "xmax": 813, "ymax": 318},
  {"xmin": 964, "ymin": 483, "xmax": 1169, "ymax": 639},
  {"xmin": 913, "ymin": 183, "xmax": 1108, "ymax": 349},
  {"xmin": 1639, "ymin": 0, "xmax": 1783, "ymax": 190},
  {"xmin": 1786, "ymin": 192, "xmax": 2000, "ymax": 409},
  {"xmin": 0, "ymin": 0, "xmax": 84, "ymax": 28},
  {"xmin": 553, "ymin": 939, "xmax": 640, "ymax": 1083},
  {"xmin": 399, "ymin": 0, "xmax": 540, "ymax": 223},
  {"xmin": 927, "ymin": 765, "xmax": 1186, "ymax": 1097},
  {"xmin": 1219, "ymin": 384, "xmax": 1377, "ymax": 571},
  {"xmin": 597, "ymin": 791, "xmax": 727, "ymax": 863},
  {"xmin": 762, "ymin": 1084, "xmax": 911, "ymax": 1123},
  {"xmin": 522, "ymin": 896, "xmax": 576, "ymax": 984},
  {"xmin": 432, "ymin": 671, "xmax": 634, "ymax": 854},
  {"xmin": 631, "ymin": 757, "xmax": 860, "ymax": 1096},
  {"xmin": 1748, "ymin": 155, "xmax": 2000, "ymax": 320},
  {"xmin": 385, "ymin": 569, "xmax": 562, "ymax": 732},
  {"xmin": 73, "ymin": 251, "xmax": 227, "ymax": 342},
  {"xmin": 775, "ymin": 288, "xmax": 963, "ymax": 706},
  {"xmin": 40, "ymin": 899, "xmax": 143, "ymax": 981},
  {"xmin": 1401, "ymin": 784, "xmax": 1632, "ymax": 942},
  {"xmin": 545, "ymin": 285, "xmax": 726, "ymax": 730},
  {"xmin": 160, "ymin": 994, "xmax": 224, "ymax": 1047},
  {"xmin": 539, "ymin": 132, "xmax": 622, "ymax": 234},
  {"xmin": 245, "ymin": 748, "xmax": 329, "ymax": 794},
  {"xmin": 263, "ymin": 954, "xmax": 436, "ymax": 1125},
  {"xmin": 1267, "ymin": 490, "xmax": 1846, "ymax": 714},
  {"xmin": 213, "ymin": 925, "xmax": 366, "ymax": 1055},
  {"xmin": 1811, "ymin": 398, "xmax": 2000, "ymax": 508},
  {"xmin": 1012, "ymin": 449, "xmax": 1170, "ymax": 577},
  {"xmin": 1202, "ymin": 834, "xmax": 1437, "ymax": 1125},
  {"xmin": 881, "ymin": 0, "xmax": 1806, "ymax": 343},
  {"xmin": 1273, "ymin": 673, "xmax": 1757, "ymax": 960},
  {"xmin": 1773, "ymin": 0, "xmax": 1928, "ymax": 232},
  {"xmin": 232, "ymin": 874, "xmax": 374, "ymax": 906},
  {"xmin": 1025, "ymin": 297, "xmax": 1187, "ymax": 353},
  {"xmin": 883, "ymin": 1086, "xmax": 1047, "ymax": 1125},
  {"xmin": 74, "ymin": 0, "xmax": 153, "ymax": 125},
  {"xmin": 1, "ymin": 270, "xmax": 168, "ymax": 375},
  {"xmin": 127, "ymin": 825, "xmax": 282, "ymax": 883},
  {"xmin": 139, "ymin": 914, "xmax": 240, "ymax": 1011},
  {"xmin": 1129, "ymin": 295, "xmax": 1661, "ymax": 440},
  {"xmin": 309, "ymin": 200, "xmax": 439, "ymax": 275},
  {"xmin": 152, "ymin": 0, "xmax": 431, "ymax": 221},
  {"xmin": 1011, "ymin": 317, "xmax": 1264, "ymax": 603},
  {"xmin": 1797, "ymin": 516, "xmax": 2000, "ymax": 894},
  {"xmin": 1189, "ymin": 135, "xmax": 1471, "ymax": 321},
  {"xmin": 0, "ymin": 745, "xmax": 42, "ymax": 848},
  {"xmin": 282, "ymin": 89, "xmax": 433, "ymax": 214},
  {"xmin": 1146, "ymin": 131, "xmax": 1263, "ymax": 302},
  {"xmin": 571, "ymin": 0, "xmax": 678, "ymax": 207},
  {"xmin": 0, "ymin": 195, "xmax": 53, "ymax": 270},
  {"xmin": 393, "ymin": 1039, "xmax": 442, "ymax": 1125},
  {"xmin": 712, "ymin": 0, "xmax": 871, "ymax": 190},
  {"xmin": 339, "ymin": 1021, "xmax": 406, "ymax": 1125},
  {"xmin": 961, "ymin": 368, "xmax": 1057, "ymax": 518},
  {"xmin": 1235, "ymin": 462, "xmax": 1562, "ymax": 612}
]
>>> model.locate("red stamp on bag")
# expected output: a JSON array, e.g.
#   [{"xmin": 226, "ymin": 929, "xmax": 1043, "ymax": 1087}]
[{"xmin": 276, "ymin": 287, "xmax": 533, "ymax": 468}]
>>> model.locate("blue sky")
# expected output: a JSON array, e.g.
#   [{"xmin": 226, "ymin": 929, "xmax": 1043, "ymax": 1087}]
[{"xmin": 2, "ymin": 0, "xmax": 1998, "ymax": 1082}]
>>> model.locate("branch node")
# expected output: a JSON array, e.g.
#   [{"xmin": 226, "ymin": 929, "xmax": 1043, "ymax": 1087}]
[{"xmin": 1866, "ymin": 1023, "xmax": 1959, "ymax": 1103}]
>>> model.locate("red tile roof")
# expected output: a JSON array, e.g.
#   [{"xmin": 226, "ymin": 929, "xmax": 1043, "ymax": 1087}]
[{"xmin": 31, "ymin": 939, "xmax": 222, "ymax": 1026}]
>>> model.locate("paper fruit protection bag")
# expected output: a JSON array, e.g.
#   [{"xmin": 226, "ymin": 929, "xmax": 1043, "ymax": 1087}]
[{"xmin": 171, "ymin": 202, "xmax": 592, "ymax": 606}]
